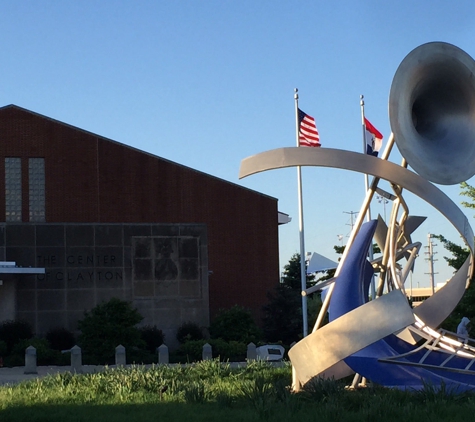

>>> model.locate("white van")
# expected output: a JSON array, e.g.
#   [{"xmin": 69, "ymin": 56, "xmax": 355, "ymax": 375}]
[{"xmin": 256, "ymin": 345, "xmax": 285, "ymax": 361}]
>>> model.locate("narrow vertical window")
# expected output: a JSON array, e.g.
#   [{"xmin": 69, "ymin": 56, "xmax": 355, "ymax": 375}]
[
  {"xmin": 5, "ymin": 157, "xmax": 22, "ymax": 222},
  {"xmin": 29, "ymin": 158, "xmax": 45, "ymax": 222}
]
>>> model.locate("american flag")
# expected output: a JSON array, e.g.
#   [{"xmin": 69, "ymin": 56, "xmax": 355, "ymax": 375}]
[{"xmin": 298, "ymin": 108, "xmax": 320, "ymax": 147}]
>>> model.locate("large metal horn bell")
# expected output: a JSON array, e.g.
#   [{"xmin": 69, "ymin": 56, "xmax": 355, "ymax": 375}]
[{"xmin": 389, "ymin": 42, "xmax": 475, "ymax": 185}]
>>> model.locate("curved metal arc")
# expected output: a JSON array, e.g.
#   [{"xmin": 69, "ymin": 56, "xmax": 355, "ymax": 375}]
[
  {"xmin": 239, "ymin": 147, "xmax": 474, "ymax": 253},
  {"xmin": 239, "ymin": 146, "xmax": 474, "ymax": 328}
]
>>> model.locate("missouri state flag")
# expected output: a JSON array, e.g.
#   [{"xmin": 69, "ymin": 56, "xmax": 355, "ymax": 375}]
[
  {"xmin": 298, "ymin": 108, "xmax": 320, "ymax": 147},
  {"xmin": 364, "ymin": 117, "xmax": 383, "ymax": 156}
]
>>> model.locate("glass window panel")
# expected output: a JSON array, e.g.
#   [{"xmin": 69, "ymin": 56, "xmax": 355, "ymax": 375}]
[
  {"xmin": 29, "ymin": 158, "xmax": 45, "ymax": 222},
  {"xmin": 5, "ymin": 158, "xmax": 22, "ymax": 222}
]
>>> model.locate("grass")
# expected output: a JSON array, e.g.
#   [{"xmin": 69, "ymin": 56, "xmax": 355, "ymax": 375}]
[{"xmin": 1, "ymin": 360, "xmax": 475, "ymax": 421}]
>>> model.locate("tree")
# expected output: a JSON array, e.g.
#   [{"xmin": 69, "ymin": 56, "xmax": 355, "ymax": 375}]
[
  {"xmin": 262, "ymin": 253, "xmax": 322, "ymax": 344},
  {"xmin": 431, "ymin": 235, "xmax": 469, "ymax": 275},
  {"xmin": 435, "ymin": 181, "xmax": 475, "ymax": 334},
  {"xmin": 280, "ymin": 253, "xmax": 316, "ymax": 290},
  {"xmin": 460, "ymin": 181, "xmax": 475, "ymax": 211},
  {"xmin": 78, "ymin": 298, "xmax": 144, "ymax": 364},
  {"xmin": 209, "ymin": 305, "xmax": 261, "ymax": 343},
  {"xmin": 262, "ymin": 283, "xmax": 302, "ymax": 344},
  {"xmin": 0, "ymin": 320, "xmax": 33, "ymax": 355}
]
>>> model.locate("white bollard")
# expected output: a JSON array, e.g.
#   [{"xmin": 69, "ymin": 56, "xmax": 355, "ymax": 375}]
[
  {"xmin": 115, "ymin": 344, "xmax": 126, "ymax": 366},
  {"xmin": 247, "ymin": 342, "xmax": 257, "ymax": 361},
  {"xmin": 202, "ymin": 343, "xmax": 212, "ymax": 361},
  {"xmin": 24, "ymin": 346, "xmax": 37, "ymax": 374},
  {"xmin": 158, "ymin": 344, "xmax": 169, "ymax": 364},
  {"xmin": 71, "ymin": 345, "xmax": 82, "ymax": 373}
]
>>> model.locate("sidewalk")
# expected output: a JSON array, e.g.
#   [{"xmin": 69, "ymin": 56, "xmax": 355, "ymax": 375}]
[
  {"xmin": 0, "ymin": 361, "xmax": 286, "ymax": 386},
  {"xmin": 0, "ymin": 365, "xmax": 104, "ymax": 386}
]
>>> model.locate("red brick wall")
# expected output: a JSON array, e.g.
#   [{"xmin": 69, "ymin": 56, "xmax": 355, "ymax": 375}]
[{"xmin": 0, "ymin": 105, "xmax": 280, "ymax": 323}]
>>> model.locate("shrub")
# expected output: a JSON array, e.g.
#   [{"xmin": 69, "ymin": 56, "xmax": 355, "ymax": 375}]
[
  {"xmin": 176, "ymin": 321, "xmax": 204, "ymax": 344},
  {"xmin": 139, "ymin": 325, "xmax": 165, "ymax": 353},
  {"xmin": 77, "ymin": 298, "xmax": 145, "ymax": 364},
  {"xmin": 129, "ymin": 349, "xmax": 156, "ymax": 364},
  {"xmin": 174, "ymin": 338, "xmax": 247, "ymax": 362},
  {"xmin": 0, "ymin": 340, "xmax": 7, "ymax": 356},
  {"xmin": 177, "ymin": 339, "xmax": 207, "ymax": 362},
  {"xmin": 46, "ymin": 327, "xmax": 76, "ymax": 351},
  {"xmin": 211, "ymin": 339, "xmax": 247, "ymax": 361},
  {"xmin": 11, "ymin": 338, "xmax": 61, "ymax": 366},
  {"xmin": 4, "ymin": 354, "xmax": 24, "ymax": 368},
  {"xmin": 209, "ymin": 306, "xmax": 261, "ymax": 344},
  {"xmin": 0, "ymin": 320, "xmax": 33, "ymax": 354}
]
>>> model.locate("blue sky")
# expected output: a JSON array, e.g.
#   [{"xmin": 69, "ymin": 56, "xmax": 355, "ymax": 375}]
[{"xmin": 2, "ymin": 1, "xmax": 475, "ymax": 288}]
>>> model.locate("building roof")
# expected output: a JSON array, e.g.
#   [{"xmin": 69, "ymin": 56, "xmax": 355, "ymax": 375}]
[{"xmin": 0, "ymin": 104, "xmax": 278, "ymax": 202}]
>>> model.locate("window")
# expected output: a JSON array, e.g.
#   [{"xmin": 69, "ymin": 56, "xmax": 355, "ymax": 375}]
[
  {"xmin": 29, "ymin": 158, "xmax": 45, "ymax": 222},
  {"xmin": 5, "ymin": 157, "xmax": 22, "ymax": 222}
]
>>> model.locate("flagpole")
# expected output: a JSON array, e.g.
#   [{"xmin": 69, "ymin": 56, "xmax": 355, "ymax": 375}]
[
  {"xmin": 360, "ymin": 95, "xmax": 375, "ymax": 300},
  {"xmin": 295, "ymin": 88, "xmax": 308, "ymax": 338}
]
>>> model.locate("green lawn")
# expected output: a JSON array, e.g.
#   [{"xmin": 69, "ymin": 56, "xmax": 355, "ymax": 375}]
[{"xmin": 1, "ymin": 360, "xmax": 475, "ymax": 421}]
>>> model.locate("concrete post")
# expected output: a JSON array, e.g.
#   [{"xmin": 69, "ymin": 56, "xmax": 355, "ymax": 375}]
[
  {"xmin": 24, "ymin": 346, "xmax": 37, "ymax": 374},
  {"xmin": 202, "ymin": 343, "xmax": 212, "ymax": 361},
  {"xmin": 158, "ymin": 344, "xmax": 169, "ymax": 364},
  {"xmin": 71, "ymin": 345, "xmax": 82, "ymax": 373},
  {"xmin": 115, "ymin": 344, "xmax": 126, "ymax": 366},
  {"xmin": 247, "ymin": 342, "xmax": 257, "ymax": 361}
]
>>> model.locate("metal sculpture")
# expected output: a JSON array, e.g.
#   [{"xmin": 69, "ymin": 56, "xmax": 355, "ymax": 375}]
[{"xmin": 239, "ymin": 42, "xmax": 475, "ymax": 391}]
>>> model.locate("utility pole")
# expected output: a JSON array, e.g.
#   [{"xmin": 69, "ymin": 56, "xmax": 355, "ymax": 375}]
[
  {"xmin": 424, "ymin": 233, "xmax": 438, "ymax": 295},
  {"xmin": 343, "ymin": 211, "xmax": 358, "ymax": 235}
]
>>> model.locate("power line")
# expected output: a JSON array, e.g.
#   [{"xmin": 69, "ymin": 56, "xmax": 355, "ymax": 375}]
[{"xmin": 424, "ymin": 233, "xmax": 438, "ymax": 294}]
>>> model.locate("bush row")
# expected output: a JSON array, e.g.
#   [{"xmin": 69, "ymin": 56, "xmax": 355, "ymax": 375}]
[{"xmin": 0, "ymin": 300, "xmax": 270, "ymax": 366}]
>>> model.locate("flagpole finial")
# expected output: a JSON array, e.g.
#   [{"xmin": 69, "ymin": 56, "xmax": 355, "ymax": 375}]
[
  {"xmin": 294, "ymin": 88, "xmax": 299, "ymax": 100},
  {"xmin": 360, "ymin": 94, "xmax": 364, "ymax": 106}
]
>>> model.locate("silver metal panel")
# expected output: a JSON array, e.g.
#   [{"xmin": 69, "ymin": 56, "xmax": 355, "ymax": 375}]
[
  {"xmin": 312, "ymin": 360, "xmax": 355, "ymax": 381},
  {"xmin": 373, "ymin": 215, "xmax": 388, "ymax": 252},
  {"xmin": 288, "ymin": 290, "xmax": 415, "ymax": 385}
]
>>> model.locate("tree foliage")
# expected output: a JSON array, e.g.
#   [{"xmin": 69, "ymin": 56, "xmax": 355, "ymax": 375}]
[
  {"xmin": 78, "ymin": 298, "xmax": 144, "ymax": 364},
  {"xmin": 431, "ymin": 235, "xmax": 469, "ymax": 273},
  {"xmin": 460, "ymin": 181, "xmax": 475, "ymax": 211},
  {"xmin": 138, "ymin": 325, "xmax": 165, "ymax": 353},
  {"xmin": 262, "ymin": 253, "xmax": 323, "ymax": 344},
  {"xmin": 209, "ymin": 305, "xmax": 261, "ymax": 344},
  {"xmin": 436, "ymin": 182, "xmax": 475, "ymax": 334},
  {"xmin": 0, "ymin": 320, "xmax": 33, "ymax": 355},
  {"xmin": 176, "ymin": 321, "xmax": 204, "ymax": 344},
  {"xmin": 280, "ymin": 253, "xmax": 316, "ymax": 290},
  {"xmin": 46, "ymin": 327, "xmax": 76, "ymax": 351},
  {"xmin": 262, "ymin": 283, "xmax": 302, "ymax": 344}
]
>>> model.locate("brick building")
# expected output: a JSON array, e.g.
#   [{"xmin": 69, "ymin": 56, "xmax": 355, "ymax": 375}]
[{"xmin": 0, "ymin": 105, "xmax": 280, "ymax": 346}]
